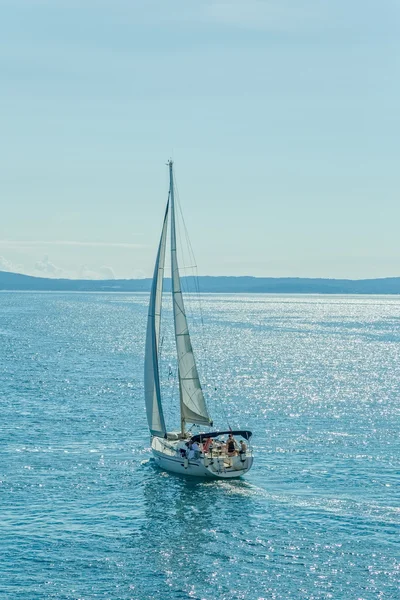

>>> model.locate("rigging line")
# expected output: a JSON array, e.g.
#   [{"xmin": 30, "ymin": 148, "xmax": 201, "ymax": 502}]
[
  {"xmin": 158, "ymin": 335, "xmax": 164, "ymax": 360},
  {"xmin": 174, "ymin": 170, "xmax": 198, "ymax": 273},
  {"xmin": 174, "ymin": 173, "xmax": 205, "ymax": 346},
  {"xmin": 161, "ymin": 325, "xmax": 176, "ymax": 429},
  {"xmin": 173, "ymin": 167, "xmax": 214, "ymax": 414},
  {"xmin": 220, "ymin": 399, "xmax": 232, "ymax": 431},
  {"xmin": 159, "ymin": 298, "xmax": 176, "ymax": 430},
  {"xmin": 185, "ymin": 257, "xmax": 214, "ymax": 411},
  {"xmin": 177, "ymin": 232, "xmax": 197, "ymax": 330},
  {"xmin": 193, "ymin": 263, "xmax": 210, "ymax": 371},
  {"xmin": 167, "ymin": 366, "xmax": 177, "ymax": 430},
  {"xmin": 176, "ymin": 264, "xmax": 198, "ymax": 270},
  {"xmin": 173, "ymin": 171, "xmax": 197, "ymax": 324},
  {"xmin": 173, "ymin": 174, "xmax": 205, "ymax": 334}
]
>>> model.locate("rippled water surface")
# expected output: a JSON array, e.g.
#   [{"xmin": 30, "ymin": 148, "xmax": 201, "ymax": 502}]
[{"xmin": 1, "ymin": 292, "xmax": 399, "ymax": 599}]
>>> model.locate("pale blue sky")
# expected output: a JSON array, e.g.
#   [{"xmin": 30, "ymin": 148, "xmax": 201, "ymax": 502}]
[{"xmin": 1, "ymin": 0, "xmax": 399, "ymax": 279}]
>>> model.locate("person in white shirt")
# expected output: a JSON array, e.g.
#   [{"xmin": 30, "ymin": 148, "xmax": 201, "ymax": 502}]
[{"xmin": 191, "ymin": 441, "xmax": 200, "ymax": 459}]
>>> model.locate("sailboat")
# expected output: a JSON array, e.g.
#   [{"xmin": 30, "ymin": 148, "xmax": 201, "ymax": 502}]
[{"xmin": 144, "ymin": 161, "xmax": 253, "ymax": 478}]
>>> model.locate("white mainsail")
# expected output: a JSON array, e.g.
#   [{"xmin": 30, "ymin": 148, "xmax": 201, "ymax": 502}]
[
  {"xmin": 169, "ymin": 161, "xmax": 212, "ymax": 429},
  {"xmin": 144, "ymin": 198, "xmax": 169, "ymax": 437}
]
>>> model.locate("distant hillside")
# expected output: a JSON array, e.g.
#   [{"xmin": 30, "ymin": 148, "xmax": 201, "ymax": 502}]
[{"xmin": 1, "ymin": 270, "xmax": 400, "ymax": 293}]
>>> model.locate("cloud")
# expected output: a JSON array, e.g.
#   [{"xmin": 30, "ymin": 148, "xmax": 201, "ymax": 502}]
[
  {"xmin": 0, "ymin": 255, "xmax": 24, "ymax": 273},
  {"xmin": 79, "ymin": 265, "xmax": 97, "ymax": 279},
  {"xmin": 78, "ymin": 265, "xmax": 116, "ymax": 280},
  {"xmin": 1, "ymin": 251, "xmax": 120, "ymax": 281},
  {"xmin": 98, "ymin": 265, "xmax": 116, "ymax": 279},
  {"xmin": 131, "ymin": 269, "xmax": 147, "ymax": 280},
  {"xmin": 34, "ymin": 255, "xmax": 66, "ymax": 278}
]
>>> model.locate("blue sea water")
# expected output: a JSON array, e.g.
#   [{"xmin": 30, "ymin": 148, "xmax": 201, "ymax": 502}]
[{"xmin": 1, "ymin": 292, "xmax": 399, "ymax": 600}]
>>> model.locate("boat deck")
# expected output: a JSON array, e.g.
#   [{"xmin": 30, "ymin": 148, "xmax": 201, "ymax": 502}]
[{"xmin": 152, "ymin": 436, "xmax": 253, "ymax": 461}]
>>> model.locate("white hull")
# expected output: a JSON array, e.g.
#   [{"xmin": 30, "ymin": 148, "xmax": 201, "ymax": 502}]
[{"xmin": 151, "ymin": 436, "xmax": 253, "ymax": 479}]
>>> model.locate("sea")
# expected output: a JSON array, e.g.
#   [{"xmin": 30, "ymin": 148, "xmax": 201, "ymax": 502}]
[{"xmin": 1, "ymin": 292, "xmax": 399, "ymax": 600}]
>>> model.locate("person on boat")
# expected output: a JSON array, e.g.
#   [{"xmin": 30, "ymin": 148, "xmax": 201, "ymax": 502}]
[
  {"xmin": 203, "ymin": 437, "xmax": 213, "ymax": 453},
  {"xmin": 191, "ymin": 441, "xmax": 200, "ymax": 459},
  {"xmin": 239, "ymin": 440, "xmax": 247, "ymax": 455},
  {"xmin": 226, "ymin": 433, "xmax": 237, "ymax": 456},
  {"xmin": 186, "ymin": 440, "xmax": 193, "ymax": 459}
]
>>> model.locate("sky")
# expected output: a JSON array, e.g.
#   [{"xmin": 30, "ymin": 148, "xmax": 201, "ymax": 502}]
[{"xmin": 1, "ymin": 0, "xmax": 399, "ymax": 280}]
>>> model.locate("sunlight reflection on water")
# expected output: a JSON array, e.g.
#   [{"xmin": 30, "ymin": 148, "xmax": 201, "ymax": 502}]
[{"xmin": 1, "ymin": 292, "xmax": 399, "ymax": 599}]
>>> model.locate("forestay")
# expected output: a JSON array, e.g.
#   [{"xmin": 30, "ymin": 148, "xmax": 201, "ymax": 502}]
[{"xmin": 169, "ymin": 162, "xmax": 212, "ymax": 428}]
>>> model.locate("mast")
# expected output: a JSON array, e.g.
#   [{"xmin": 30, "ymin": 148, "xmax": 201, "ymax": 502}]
[{"xmin": 169, "ymin": 160, "xmax": 212, "ymax": 436}]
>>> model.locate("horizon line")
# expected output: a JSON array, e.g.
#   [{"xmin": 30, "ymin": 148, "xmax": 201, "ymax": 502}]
[{"xmin": 1, "ymin": 270, "xmax": 400, "ymax": 283}]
